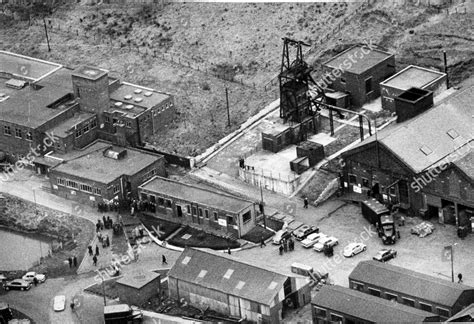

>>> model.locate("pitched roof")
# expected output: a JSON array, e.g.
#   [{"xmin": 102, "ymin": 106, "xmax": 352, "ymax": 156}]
[
  {"xmin": 453, "ymin": 151, "xmax": 474, "ymax": 181},
  {"xmin": 169, "ymin": 248, "xmax": 303, "ymax": 305},
  {"xmin": 349, "ymin": 261, "xmax": 474, "ymax": 307},
  {"xmin": 140, "ymin": 176, "xmax": 254, "ymax": 214},
  {"xmin": 342, "ymin": 85, "xmax": 474, "ymax": 174},
  {"xmin": 323, "ymin": 45, "xmax": 393, "ymax": 74},
  {"xmin": 312, "ymin": 285, "xmax": 439, "ymax": 323}
]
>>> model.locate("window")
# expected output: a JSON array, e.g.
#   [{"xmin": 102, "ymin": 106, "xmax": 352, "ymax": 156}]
[
  {"xmin": 113, "ymin": 185, "xmax": 120, "ymax": 194},
  {"xmin": 105, "ymin": 116, "xmax": 110, "ymax": 123},
  {"xmin": 75, "ymin": 128, "xmax": 82, "ymax": 138},
  {"xmin": 213, "ymin": 212, "xmax": 218, "ymax": 221},
  {"xmin": 330, "ymin": 313, "xmax": 343, "ymax": 323},
  {"xmin": 437, "ymin": 307, "xmax": 450, "ymax": 318},
  {"xmin": 93, "ymin": 188, "xmax": 101, "ymax": 195},
  {"xmin": 57, "ymin": 178, "xmax": 65, "ymax": 186},
  {"xmin": 26, "ymin": 132, "xmax": 32, "ymax": 141},
  {"xmin": 186, "ymin": 205, "xmax": 191, "ymax": 214},
  {"xmin": 3, "ymin": 125, "xmax": 11, "ymax": 136},
  {"xmin": 402, "ymin": 297, "xmax": 415, "ymax": 307},
  {"xmin": 242, "ymin": 211, "xmax": 251, "ymax": 223},
  {"xmin": 368, "ymin": 288, "xmax": 381, "ymax": 297},
  {"xmin": 192, "ymin": 207, "xmax": 197, "ymax": 215},
  {"xmin": 157, "ymin": 197, "xmax": 164, "ymax": 206},
  {"xmin": 227, "ymin": 216, "xmax": 234, "ymax": 225},
  {"xmin": 362, "ymin": 177, "xmax": 369, "ymax": 188},
  {"xmin": 80, "ymin": 184, "xmax": 93, "ymax": 193},
  {"xmin": 420, "ymin": 302, "xmax": 432, "ymax": 312},
  {"xmin": 348, "ymin": 174, "xmax": 357, "ymax": 184},
  {"xmin": 83, "ymin": 124, "xmax": 90, "ymax": 133},
  {"xmin": 90, "ymin": 119, "xmax": 97, "ymax": 129},
  {"xmin": 365, "ymin": 77, "xmax": 373, "ymax": 94},
  {"xmin": 205, "ymin": 209, "xmax": 209, "ymax": 219},
  {"xmin": 198, "ymin": 208, "xmax": 203, "ymax": 217},
  {"xmin": 165, "ymin": 199, "xmax": 172, "ymax": 208},
  {"xmin": 313, "ymin": 306, "xmax": 326, "ymax": 317},
  {"xmin": 66, "ymin": 180, "xmax": 78, "ymax": 189},
  {"xmin": 15, "ymin": 128, "xmax": 22, "ymax": 138},
  {"xmin": 351, "ymin": 281, "xmax": 364, "ymax": 291},
  {"xmin": 126, "ymin": 121, "xmax": 132, "ymax": 128},
  {"xmin": 149, "ymin": 195, "xmax": 156, "ymax": 204},
  {"xmin": 385, "ymin": 293, "xmax": 398, "ymax": 301}
]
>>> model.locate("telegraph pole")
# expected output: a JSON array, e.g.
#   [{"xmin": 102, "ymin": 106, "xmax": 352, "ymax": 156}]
[
  {"xmin": 260, "ymin": 182, "xmax": 266, "ymax": 229},
  {"xmin": 443, "ymin": 51, "xmax": 449, "ymax": 89},
  {"xmin": 43, "ymin": 18, "xmax": 51, "ymax": 52},
  {"xmin": 225, "ymin": 87, "xmax": 231, "ymax": 127}
]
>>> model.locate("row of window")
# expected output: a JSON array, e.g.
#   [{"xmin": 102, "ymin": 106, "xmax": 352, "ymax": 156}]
[
  {"xmin": 3, "ymin": 126, "xmax": 33, "ymax": 141},
  {"xmin": 348, "ymin": 174, "xmax": 396, "ymax": 195},
  {"xmin": 75, "ymin": 119, "xmax": 98, "ymax": 138},
  {"xmin": 57, "ymin": 178, "xmax": 102, "ymax": 195},
  {"xmin": 142, "ymin": 169, "xmax": 158, "ymax": 182}
]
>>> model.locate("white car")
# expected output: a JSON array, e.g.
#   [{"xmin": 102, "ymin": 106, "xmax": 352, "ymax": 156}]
[
  {"xmin": 343, "ymin": 242, "xmax": 367, "ymax": 257},
  {"xmin": 53, "ymin": 295, "xmax": 66, "ymax": 312},
  {"xmin": 272, "ymin": 229, "xmax": 291, "ymax": 245},
  {"xmin": 22, "ymin": 271, "xmax": 46, "ymax": 283},
  {"xmin": 301, "ymin": 233, "xmax": 327, "ymax": 248},
  {"xmin": 313, "ymin": 236, "xmax": 338, "ymax": 252}
]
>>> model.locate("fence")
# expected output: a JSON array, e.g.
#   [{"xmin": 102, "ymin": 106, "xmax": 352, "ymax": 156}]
[{"xmin": 238, "ymin": 166, "xmax": 299, "ymax": 196}]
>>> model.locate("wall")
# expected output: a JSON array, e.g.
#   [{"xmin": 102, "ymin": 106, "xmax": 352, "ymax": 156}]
[
  {"xmin": 127, "ymin": 156, "xmax": 166, "ymax": 198},
  {"xmin": 151, "ymin": 98, "xmax": 175, "ymax": 133},
  {"xmin": 239, "ymin": 167, "xmax": 300, "ymax": 196},
  {"xmin": 116, "ymin": 277, "xmax": 161, "ymax": 306},
  {"xmin": 72, "ymin": 74, "xmax": 110, "ymax": 119}
]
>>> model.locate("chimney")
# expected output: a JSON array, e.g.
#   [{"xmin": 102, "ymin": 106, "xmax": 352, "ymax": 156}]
[{"xmin": 395, "ymin": 87, "xmax": 434, "ymax": 123}]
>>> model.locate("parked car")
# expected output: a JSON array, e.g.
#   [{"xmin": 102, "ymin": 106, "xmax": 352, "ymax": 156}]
[
  {"xmin": 4, "ymin": 279, "xmax": 32, "ymax": 291},
  {"xmin": 343, "ymin": 242, "xmax": 367, "ymax": 257},
  {"xmin": 272, "ymin": 229, "xmax": 292, "ymax": 245},
  {"xmin": 53, "ymin": 295, "xmax": 66, "ymax": 312},
  {"xmin": 301, "ymin": 233, "xmax": 327, "ymax": 248},
  {"xmin": 293, "ymin": 225, "xmax": 319, "ymax": 241},
  {"xmin": 373, "ymin": 249, "xmax": 397, "ymax": 262},
  {"xmin": 313, "ymin": 236, "xmax": 338, "ymax": 252},
  {"xmin": 22, "ymin": 271, "xmax": 46, "ymax": 283},
  {"xmin": 411, "ymin": 222, "xmax": 435, "ymax": 237}
]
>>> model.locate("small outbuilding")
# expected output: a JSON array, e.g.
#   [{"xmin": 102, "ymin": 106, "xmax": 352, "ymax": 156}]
[{"xmin": 115, "ymin": 270, "xmax": 161, "ymax": 306}]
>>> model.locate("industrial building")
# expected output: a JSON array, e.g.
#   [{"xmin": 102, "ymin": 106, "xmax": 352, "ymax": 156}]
[
  {"xmin": 168, "ymin": 248, "xmax": 311, "ymax": 324},
  {"xmin": 311, "ymin": 284, "xmax": 440, "ymax": 323},
  {"xmin": 380, "ymin": 65, "xmax": 447, "ymax": 112},
  {"xmin": 138, "ymin": 176, "xmax": 257, "ymax": 238},
  {"xmin": 322, "ymin": 44, "xmax": 395, "ymax": 108},
  {"xmin": 349, "ymin": 260, "xmax": 474, "ymax": 320},
  {"xmin": 340, "ymin": 84, "xmax": 474, "ymax": 226}
]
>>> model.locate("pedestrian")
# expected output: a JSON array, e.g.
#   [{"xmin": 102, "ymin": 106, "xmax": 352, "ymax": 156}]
[
  {"xmin": 88, "ymin": 245, "xmax": 93, "ymax": 256},
  {"xmin": 33, "ymin": 277, "xmax": 38, "ymax": 287},
  {"xmin": 162, "ymin": 255, "xmax": 168, "ymax": 265},
  {"xmin": 260, "ymin": 237, "xmax": 266, "ymax": 248},
  {"xmin": 92, "ymin": 255, "xmax": 97, "ymax": 266},
  {"xmin": 397, "ymin": 231, "xmax": 401, "ymax": 239},
  {"xmin": 289, "ymin": 238, "xmax": 294, "ymax": 251},
  {"xmin": 95, "ymin": 245, "xmax": 99, "ymax": 256},
  {"xmin": 100, "ymin": 222, "xmax": 104, "ymax": 231},
  {"xmin": 283, "ymin": 239, "xmax": 288, "ymax": 252},
  {"xmin": 68, "ymin": 257, "xmax": 72, "ymax": 268},
  {"xmin": 458, "ymin": 273, "xmax": 463, "ymax": 283},
  {"xmin": 106, "ymin": 235, "xmax": 110, "ymax": 247},
  {"xmin": 279, "ymin": 245, "xmax": 284, "ymax": 255},
  {"xmin": 70, "ymin": 301, "xmax": 75, "ymax": 311},
  {"xmin": 73, "ymin": 256, "xmax": 77, "ymax": 267},
  {"xmin": 228, "ymin": 247, "xmax": 231, "ymax": 255},
  {"xmin": 102, "ymin": 215, "xmax": 106, "ymax": 227},
  {"xmin": 139, "ymin": 227, "xmax": 144, "ymax": 237}
]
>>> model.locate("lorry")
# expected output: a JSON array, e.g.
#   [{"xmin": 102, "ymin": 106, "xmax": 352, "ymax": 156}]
[
  {"xmin": 361, "ymin": 198, "xmax": 396, "ymax": 245},
  {"xmin": 104, "ymin": 304, "xmax": 143, "ymax": 324}
]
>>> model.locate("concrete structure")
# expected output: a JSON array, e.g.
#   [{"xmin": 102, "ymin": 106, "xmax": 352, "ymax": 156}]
[
  {"xmin": 349, "ymin": 260, "xmax": 474, "ymax": 320},
  {"xmin": 115, "ymin": 271, "xmax": 161, "ymax": 306},
  {"xmin": 138, "ymin": 176, "xmax": 257, "ymax": 238},
  {"xmin": 168, "ymin": 248, "xmax": 311, "ymax": 324},
  {"xmin": 322, "ymin": 45, "xmax": 395, "ymax": 108},
  {"xmin": 380, "ymin": 65, "xmax": 447, "ymax": 112},
  {"xmin": 312, "ymin": 284, "xmax": 440, "ymax": 323},
  {"xmin": 340, "ymin": 85, "xmax": 474, "ymax": 225},
  {"xmin": 45, "ymin": 140, "xmax": 166, "ymax": 205}
]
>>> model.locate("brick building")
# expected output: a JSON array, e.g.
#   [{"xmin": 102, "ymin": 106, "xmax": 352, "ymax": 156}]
[
  {"xmin": 169, "ymin": 248, "xmax": 311, "ymax": 324},
  {"xmin": 349, "ymin": 261, "xmax": 474, "ymax": 320},
  {"xmin": 138, "ymin": 176, "xmax": 257, "ymax": 238},
  {"xmin": 321, "ymin": 44, "xmax": 395, "ymax": 108},
  {"xmin": 115, "ymin": 271, "xmax": 161, "ymax": 306}
]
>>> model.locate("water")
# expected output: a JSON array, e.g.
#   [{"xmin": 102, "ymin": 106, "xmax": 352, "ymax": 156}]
[{"xmin": 0, "ymin": 227, "xmax": 52, "ymax": 271}]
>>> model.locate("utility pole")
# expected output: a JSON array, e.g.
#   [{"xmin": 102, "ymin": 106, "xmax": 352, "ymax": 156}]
[
  {"xmin": 43, "ymin": 18, "xmax": 51, "ymax": 52},
  {"xmin": 451, "ymin": 243, "xmax": 457, "ymax": 283},
  {"xmin": 225, "ymin": 87, "xmax": 231, "ymax": 127},
  {"xmin": 443, "ymin": 50, "xmax": 449, "ymax": 89},
  {"xmin": 260, "ymin": 182, "xmax": 266, "ymax": 229}
]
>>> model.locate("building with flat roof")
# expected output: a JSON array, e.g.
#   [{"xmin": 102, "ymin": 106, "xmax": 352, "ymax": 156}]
[
  {"xmin": 168, "ymin": 248, "xmax": 311, "ymax": 324},
  {"xmin": 45, "ymin": 140, "xmax": 166, "ymax": 205},
  {"xmin": 312, "ymin": 284, "xmax": 440, "ymax": 324},
  {"xmin": 349, "ymin": 260, "xmax": 474, "ymax": 320},
  {"xmin": 322, "ymin": 44, "xmax": 395, "ymax": 107},
  {"xmin": 138, "ymin": 176, "xmax": 257, "ymax": 238},
  {"xmin": 380, "ymin": 65, "xmax": 447, "ymax": 111},
  {"xmin": 115, "ymin": 270, "xmax": 161, "ymax": 306}
]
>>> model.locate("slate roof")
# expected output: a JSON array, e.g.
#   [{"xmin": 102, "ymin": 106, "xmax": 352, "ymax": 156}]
[
  {"xmin": 323, "ymin": 45, "xmax": 393, "ymax": 74},
  {"xmin": 140, "ymin": 176, "xmax": 254, "ymax": 214},
  {"xmin": 313, "ymin": 285, "xmax": 438, "ymax": 322},
  {"xmin": 342, "ymin": 85, "xmax": 474, "ymax": 174},
  {"xmin": 349, "ymin": 261, "xmax": 474, "ymax": 307},
  {"xmin": 169, "ymin": 248, "xmax": 305, "ymax": 305}
]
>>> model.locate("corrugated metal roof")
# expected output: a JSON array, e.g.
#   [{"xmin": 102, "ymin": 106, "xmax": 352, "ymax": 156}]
[
  {"xmin": 349, "ymin": 261, "xmax": 474, "ymax": 307},
  {"xmin": 169, "ymin": 248, "xmax": 295, "ymax": 305},
  {"xmin": 312, "ymin": 285, "xmax": 439, "ymax": 322}
]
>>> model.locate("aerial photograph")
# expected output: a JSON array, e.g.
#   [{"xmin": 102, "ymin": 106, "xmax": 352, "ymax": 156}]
[{"xmin": 0, "ymin": 0, "xmax": 473, "ymax": 323}]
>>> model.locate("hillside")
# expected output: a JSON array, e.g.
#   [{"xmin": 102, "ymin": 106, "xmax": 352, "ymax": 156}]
[{"xmin": 0, "ymin": 1, "xmax": 472, "ymax": 156}]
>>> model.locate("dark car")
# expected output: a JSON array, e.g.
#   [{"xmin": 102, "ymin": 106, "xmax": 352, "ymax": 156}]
[
  {"xmin": 292, "ymin": 225, "xmax": 319, "ymax": 241},
  {"xmin": 4, "ymin": 279, "xmax": 32, "ymax": 291},
  {"xmin": 373, "ymin": 249, "xmax": 397, "ymax": 262}
]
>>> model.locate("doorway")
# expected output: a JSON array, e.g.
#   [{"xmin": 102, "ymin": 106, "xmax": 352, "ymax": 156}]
[{"xmin": 177, "ymin": 205, "xmax": 183, "ymax": 218}]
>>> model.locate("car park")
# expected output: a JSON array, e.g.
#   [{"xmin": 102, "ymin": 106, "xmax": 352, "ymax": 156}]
[
  {"xmin": 343, "ymin": 242, "xmax": 367, "ymax": 257},
  {"xmin": 301, "ymin": 232, "xmax": 327, "ymax": 248},
  {"xmin": 373, "ymin": 249, "xmax": 397, "ymax": 262},
  {"xmin": 313, "ymin": 236, "xmax": 338, "ymax": 252},
  {"xmin": 4, "ymin": 279, "xmax": 32, "ymax": 291},
  {"xmin": 292, "ymin": 225, "xmax": 319, "ymax": 241},
  {"xmin": 53, "ymin": 295, "xmax": 66, "ymax": 312},
  {"xmin": 272, "ymin": 229, "xmax": 292, "ymax": 245},
  {"xmin": 22, "ymin": 271, "xmax": 46, "ymax": 283}
]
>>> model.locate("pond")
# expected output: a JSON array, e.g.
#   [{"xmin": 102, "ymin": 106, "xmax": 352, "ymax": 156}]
[{"xmin": 0, "ymin": 227, "xmax": 52, "ymax": 271}]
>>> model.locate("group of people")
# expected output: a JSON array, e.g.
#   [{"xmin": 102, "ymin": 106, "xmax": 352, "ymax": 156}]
[
  {"xmin": 96, "ymin": 216, "xmax": 114, "ymax": 232},
  {"xmin": 278, "ymin": 237, "xmax": 295, "ymax": 255},
  {"xmin": 68, "ymin": 255, "xmax": 78, "ymax": 268},
  {"xmin": 97, "ymin": 200, "xmax": 120, "ymax": 213},
  {"xmin": 130, "ymin": 199, "xmax": 156, "ymax": 215},
  {"xmin": 88, "ymin": 244, "xmax": 101, "ymax": 266}
]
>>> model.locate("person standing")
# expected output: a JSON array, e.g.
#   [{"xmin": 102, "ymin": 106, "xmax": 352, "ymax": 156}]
[
  {"xmin": 279, "ymin": 245, "xmax": 284, "ymax": 255},
  {"xmin": 92, "ymin": 255, "xmax": 98, "ymax": 266},
  {"xmin": 95, "ymin": 245, "xmax": 99, "ymax": 256},
  {"xmin": 162, "ymin": 255, "xmax": 168, "ymax": 265},
  {"xmin": 68, "ymin": 257, "xmax": 72, "ymax": 268},
  {"xmin": 88, "ymin": 245, "xmax": 93, "ymax": 256},
  {"xmin": 304, "ymin": 197, "xmax": 309, "ymax": 209},
  {"xmin": 73, "ymin": 256, "xmax": 77, "ymax": 267},
  {"xmin": 458, "ymin": 273, "xmax": 463, "ymax": 283},
  {"xmin": 106, "ymin": 235, "xmax": 110, "ymax": 247},
  {"xmin": 283, "ymin": 239, "xmax": 288, "ymax": 252},
  {"xmin": 33, "ymin": 277, "xmax": 38, "ymax": 287},
  {"xmin": 260, "ymin": 237, "xmax": 266, "ymax": 248}
]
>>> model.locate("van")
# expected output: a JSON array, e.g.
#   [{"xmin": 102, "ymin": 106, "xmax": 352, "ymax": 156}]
[
  {"xmin": 104, "ymin": 304, "xmax": 143, "ymax": 324},
  {"xmin": 272, "ymin": 229, "xmax": 291, "ymax": 245}
]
